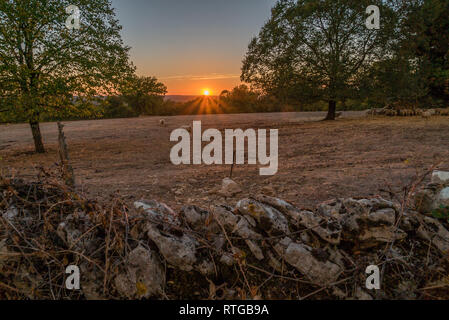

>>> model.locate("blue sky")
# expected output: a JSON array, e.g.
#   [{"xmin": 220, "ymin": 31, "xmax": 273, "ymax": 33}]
[{"xmin": 110, "ymin": 0, "xmax": 276, "ymax": 94}]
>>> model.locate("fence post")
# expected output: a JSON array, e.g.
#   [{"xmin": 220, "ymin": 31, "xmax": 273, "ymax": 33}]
[{"xmin": 57, "ymin": 122, "xmax": 75, "ymax": 188}]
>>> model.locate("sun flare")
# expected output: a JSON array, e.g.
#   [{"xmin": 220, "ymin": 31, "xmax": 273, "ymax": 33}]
[{"xmin": 203, "ymin": 89, "xmax": 210, "ymax": 96}]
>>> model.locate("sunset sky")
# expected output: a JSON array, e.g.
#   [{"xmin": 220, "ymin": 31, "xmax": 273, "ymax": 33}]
[{"xmin": 110, "ymin": 0, "xmax": 276, "ymax": 95}]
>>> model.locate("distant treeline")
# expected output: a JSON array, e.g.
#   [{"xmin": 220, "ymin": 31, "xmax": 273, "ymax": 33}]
[
  {"xmin": 102, "ymin": 84, "xmax": 307, "ymax": 119},
  {"xmin": 0, "ymin": 83, "xmax": 393, "ymax": 123}
]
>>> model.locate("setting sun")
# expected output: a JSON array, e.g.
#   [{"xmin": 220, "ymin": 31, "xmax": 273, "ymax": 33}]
[{"xmin": 203, "ymin": 90, "xmax": 210, "ymax": 96}]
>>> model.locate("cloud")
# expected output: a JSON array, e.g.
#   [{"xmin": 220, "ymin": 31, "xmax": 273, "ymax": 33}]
[{"xmin": 160, "ymin": 73, "xmax": 241, "ymax": 81}]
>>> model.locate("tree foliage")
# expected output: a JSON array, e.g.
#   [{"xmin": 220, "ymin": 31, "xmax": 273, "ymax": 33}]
[
  {"xmin": 0, "ymin": 0, "xmax": 135, "ymax": 152},
  {"xmin": 241, "ymin": 0, "xmax": 398, "ymax": 119},
  {"xmin": 120, "ymin": 76, "xmax": 167, "ymax": 116},
  {"xmin": 399, "ymin": 0, "xmax": 449, "ymax": 103}
]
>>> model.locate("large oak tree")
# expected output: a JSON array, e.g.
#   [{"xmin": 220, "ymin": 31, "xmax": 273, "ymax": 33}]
[
  {"xmin": 241, "ymin": 0, "xmax": 398, "ymax": 120},
  {"xmin": 0, "ymin": 0, "xmax": 134, "ymax": 152}
]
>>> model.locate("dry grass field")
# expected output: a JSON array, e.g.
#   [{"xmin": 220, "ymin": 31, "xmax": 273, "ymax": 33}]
[{"xmin": 1, "ymin": 111, "xmax": 449, "ymax": 210}]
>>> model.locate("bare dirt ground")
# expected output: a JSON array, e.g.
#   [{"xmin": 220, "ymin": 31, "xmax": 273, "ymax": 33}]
[{"xmin": 1, "ymin": 111, "xmax": 449, "ymax": 211}]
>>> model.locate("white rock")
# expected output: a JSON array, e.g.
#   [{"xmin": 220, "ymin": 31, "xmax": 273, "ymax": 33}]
[
  {"xmin": 181, "ymin": 205, "xmax": 209, "ymax": 229},
  {"xmin": 367, "ymin": 208, "xmax": 396, "ymax": 225},
  {"xmin": 146, "ymin": 223, "xmax": 197, "ymax": 271},
  {"xmin": 263, "ymin": 196, "xmax": 344, "ymax": 244},
  {"xmin": 317, "ymin": 199, "xmax": 344, "ymax": 219},
  {"xmin": 134, "ymin": 200, "xmax": 180, "ymax": 227},
  {"xmin": 219, "ymin": 178, "xmax": 242, "ymax": 197},
  {"xmin": 2, "ymin": 206, "xmax": 18, "ymax": 221},
  {"xmin": 357, "ymin": 226, "xmax": 407, "ymax": 245},
  {"xmin": 417, "ymin": 217, "xmax": 449, "ymax": 255},
  {"xmin": 233, "ymin": 216, "xmax": 263, "ymax": 240},
  {"xmin": 236, "ymin": 198, "xmax": 289, "ymax": 235},
  {"xmin": 211, "ymin": 206, "xmax": 239, "ymax": 231},
  {"xmin": 342, "ymin": 202, "xmax": 406, "ymax": 247},
  {"xmin": 414, "ymin": 188, "xmax": 437, "ymax": 214},
  {"xmin": 274, "ymin": 238, "xmax": 342, "ymax": 286},
  {"xmin": 432, "ymin": 171, "xmax": 449, "ymax": 184},
  {"xmin": 220, "ymin": 253, "xmax": 235, "ymax": 266},
  {"xmin": 436, "ymin": 187, "xmax": 449, "ymax": 207},
  {"xmin": 114, "ymin": 246, "xmax": 165, "ymax": 299}
]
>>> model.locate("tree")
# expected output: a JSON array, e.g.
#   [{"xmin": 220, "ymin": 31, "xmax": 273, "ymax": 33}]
[
  {"xmin": 241, "ymin": 0, "xmax": 397, "ymax": 120},
  {"xmin": 218, "ymin": 85, "xmax": 284, "ymax": 114},
  {"xmin": 120, "ymin": 76, "xmax": 167, "ymax": 116},
  {"xmin": 360, "ymin": 0, "xmax": 449, "ymax": 108},
  {"xmin": 363, "ymin": 56, "xmax": 431, "ymax": 107},
  {"xmin": 0, "ymin": 0, "xmax": 134, "ymax": 152},
  {"xmin": 221, "ymin": 85, "xmax": 260, "ymax": 113},
  {"xmin": 402, "ymin": 0, "xmax": 449, "ymax": 103},
  {"xmin": 101, "ymin": 95, "xmax": 134, "ymax": 119}
]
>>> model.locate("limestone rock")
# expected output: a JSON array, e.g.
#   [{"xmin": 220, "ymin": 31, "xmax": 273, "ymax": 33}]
[
  {"xmin": 436, "ymin": 187, "xmax": 449, "ymax": 208},
  {"xmin": 317, "ymin": 199, "xmax": 345, "ymax": 218},
  {"xmin": 343, "ymin": 198, "xmax": 398, "ymax": 216},
  {"xmin": 339, "ymin": 200, "xmax": 406, "ymax": 247},
  {"xmin": 56, "ymin": 212, "xmax": 99, "ymax": 252},
  {"xmin": 236, "ymin": 198, "xmax": 289, "ymax": 235},
  {"xmin": 432, "ymin": 171, "xmax": 449, "ymax": 185},
  {"xmin": 219, "ymin": 178, "xmax": 242, "ymax": 197},
  {"xmin": 274, "ymin": 238, "xmax": 342, "ymax": 286},
  {"xmin": 357, "ymin": 226, "xmax": 406, "ymax": 246},
  {"xmin": 232, "ymin": 215, "xmax": 263, "ymax": 240},
  {"xmin": 257, "ymin": 195, "xmax": 342, "ymax": 244},
  {"xmin": 2, "ymin": 206, "xmax": 19, "ymax": 221},
  {"xmin": 220, "ymin": 253, "xmax": 235, "ymax": 266},
  {"xmin": 134, "ymin": 200, "xmax": 180, "ymax": 227},
  {"xmin": 180, "ymin": 205, "xmax": 209, "ymax": 230},
  {"xmin": 294, "ymin": 211, "xmax": 340, "ymax": 244},
  {"xmin": 146, "ymin": 221, "xmax": 215, "ymax": 275},
  {"xmin": 414, "ymin": 187, "xmax": 438, "ymax": 215},
  {"xmin": 146, "ymin": 223, "xmax": 198, "ymax": 271},
  {"xmin": 417, "ymin": 216, "xmax": 449, "ymax": 255},
  {"xmin": 414, "ymin": 182, "xmax": 449, "ymax": 215},
  {"xmin": 114, "ymin": 246, "xmax": 165, "ymax": 299},
  {"xmin": 211, "ymin": 206, "xmax": 239, "ymax": 231}
]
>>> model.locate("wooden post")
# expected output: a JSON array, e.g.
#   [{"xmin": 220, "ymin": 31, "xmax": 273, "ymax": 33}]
[
  {"xmin": 57, "ymin": 122, "xmax": 75, "ymax": 188},
  {"xmin": 229, "ymin": 147, "xmax": 236, "ymax": 179}
]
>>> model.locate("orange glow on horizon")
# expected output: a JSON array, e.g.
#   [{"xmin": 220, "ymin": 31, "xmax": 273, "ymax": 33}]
[
  {"xmin": 181, "ymin": 93, "xmax": 226, "ymax": 115},
  {"xmin": 158, "ymin": 76, "xmax": 241, "ymax": 96}
]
